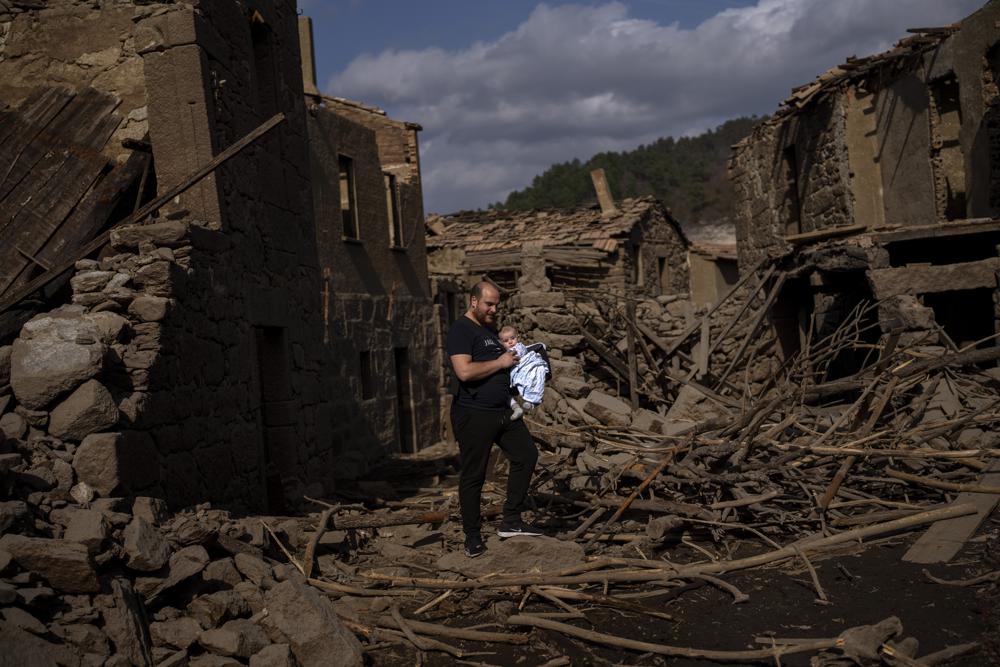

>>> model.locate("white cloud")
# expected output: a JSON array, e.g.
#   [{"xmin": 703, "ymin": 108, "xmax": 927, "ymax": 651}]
[{"xmin": 328, "ymin": 0, "xmax": 984, "ymax": 213}]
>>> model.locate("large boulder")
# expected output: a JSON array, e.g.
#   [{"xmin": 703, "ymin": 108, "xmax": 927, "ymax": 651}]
[
  {"xmin": 72, "ymin": 431, "xmax": 159, "ymax": 496},
  {"xmin": 0, "ymin": 535, "xmax": 99, "ymax": 593},
  {"xmin": 260, "ymin": 581, "xmax": 362, "ymax": 667},
  {"xmin": 48, "ymin": 379, "xmax": 119, "ymax": 441},
  {"xmin": 9, "ymin": 311, "xmax": 107, "ymax": 409}
]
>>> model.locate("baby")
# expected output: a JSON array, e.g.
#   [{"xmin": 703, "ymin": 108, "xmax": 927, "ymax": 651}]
[{"xmin": 498, "ymin": 325, "xmax": 549, "ymax": 420}]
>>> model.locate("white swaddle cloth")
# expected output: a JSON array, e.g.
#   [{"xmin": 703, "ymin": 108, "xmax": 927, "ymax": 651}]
[{"xmin": 510, "ymin": 341, "xmax": 548, "ymax": 405}]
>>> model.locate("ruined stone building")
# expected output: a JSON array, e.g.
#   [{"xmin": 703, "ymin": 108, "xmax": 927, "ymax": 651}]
[
  {"xmin": 426, "ymin": 196, "xmax": 690, "ymax": 300},
  {"xmin": 0, "ymin": 0, "xmax": 440, "ymax": 512},
  {"xmin": 729, "ymin": 1, "xmax": 1000, "ymax": 363},
  {"xmin": 304, "ymin": 86, "xmax": 440, "ymax": 466}
]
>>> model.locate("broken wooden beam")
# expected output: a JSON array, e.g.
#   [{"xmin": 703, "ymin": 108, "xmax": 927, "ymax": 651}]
[{"xmin": 0, "ymin": 112, "xmax": 285, "ymax": 315}]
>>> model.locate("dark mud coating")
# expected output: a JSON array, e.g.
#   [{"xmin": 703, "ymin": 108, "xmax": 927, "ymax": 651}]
[{"xmin": 368, "ymin": 514, "xmax": 1000, "ymax": 666}]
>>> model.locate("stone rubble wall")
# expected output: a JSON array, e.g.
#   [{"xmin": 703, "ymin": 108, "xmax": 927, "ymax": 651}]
[{"xmin": 500, "ymin": 276, "xmax": 781, "ymax": 436}]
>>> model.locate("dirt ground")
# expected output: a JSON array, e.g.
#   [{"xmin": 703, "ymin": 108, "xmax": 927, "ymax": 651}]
[{"xmin": 343, "ymin": 449, "xmax": 1000, "ymax": 666}]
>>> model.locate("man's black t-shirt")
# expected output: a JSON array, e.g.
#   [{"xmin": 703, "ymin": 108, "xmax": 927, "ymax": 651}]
[{"xmin": 446, "ymin": 316, "xmax": 511, "ymax": 411}]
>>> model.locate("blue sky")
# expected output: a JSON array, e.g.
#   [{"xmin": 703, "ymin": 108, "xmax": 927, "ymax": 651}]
[{"xmin": 302, "ymin": 0, "xmax": 984, "ymax": 214}]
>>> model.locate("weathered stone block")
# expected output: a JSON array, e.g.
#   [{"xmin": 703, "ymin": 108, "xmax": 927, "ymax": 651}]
[
  {"xmin": 123, "ymin": 517, "xmax": 171, "ymax": 571},
  {"xmin": 0, "ymin": 535, "xmax": 99, "ymax": 592},
  {"xmin": 71, "ymin": 271, "xmax": 116, "ymax": 293},
  {"xmin": 129, "ymin": 295, "xmax": 170, "ymax": 322},
  {"xmin": 530, "ymin": 330, "xmax": 583, "ymax": 351},
  {"xmin": 514, "ymin": 292, "xmax": 566, "ymax": 308},
  {"xmin": 530, "ymin": 311, "xmax": 579, "ymax": 335},
  {"xmin": 553, "ymin": 374, "xmax": 589, "ymax": 399},
  {"xmin": 73, "ymin": 431, "xmax": 159, "ymax": 496},
  {"xmin": 63, "ymin": 509, "xmax": 109, "ymax": 554},
  {"xmin": 151, "ymin": 616, "xmax": 203, "ymax": 650},
  {"xmin": 260, "ymin": 581, "xmax": 363, "ymax": 666},
  {"xmin": 582, "ymin": 390, "xmax": 632, "ymax": 428},
  {"xmin": 133, "ymin": 496, "xmax": 169, "ymax": 524},
  {"xmin": 48, "ymin": 379, "xmax": 120, "ymax": 441},
  {"xmin": 250, "ymin": 643, "xmax": 299, "ymax": 667},
  {"xmin": 0, "ymin": 500, "xmax": 29, "ymax": 535},
  {"xmin": 199, "ymin": 619, "xmax": 270, "ymax": 658},
  {"xmin": 10, "ymin": 336, "xmax": 105, "ymax": 410},
  {"xmin": 0, "ymin": 412, "xmax": 26, "ymax": 440},
  {"xmin": 111, "ymin": 221, "xmax": 189, "ymax": 250}
]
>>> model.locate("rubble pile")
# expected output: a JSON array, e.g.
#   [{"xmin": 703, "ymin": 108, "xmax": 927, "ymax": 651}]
[
  {"xmin": 0, "ymin": 442, "xmax": 365, "ymax": 667},
  {"xmin": 291, "ymin": 282, "xmax": 999, "ymax": 663}
]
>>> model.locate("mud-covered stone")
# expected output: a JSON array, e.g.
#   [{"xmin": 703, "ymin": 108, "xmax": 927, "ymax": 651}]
[
  {"xmin": 72, "ymin": 431, "xmax": 158, "ymax": 496},
  {"xmin": 188, "ymin": 589, "xmax": 250, "ymax": 629},
  {"xmin": 48, "ymin": 379, "xmax": 119, "ymax": 441},
  {"xmin": 123, "ymin": 517, "xmax": 171, "ymax": 571},
  {"xmin": 64, "ymin": 509, "xmax": 109, "ymax": 554},
  {"xmin": 199, "ymin": 619, "xmax": 271, "ymax": 658},
  {"xmin": 583, "ymin": 389, "xmax": 632, "ymax": 428},
  {"xmin": 129, "ymin": 295, "xmax": 170, "ymax": 322},
  {"xmin": 151, "ymin": 616, "xmax": 203, "ymax": 650},
  {"xmin": 250, "ymin": 643, "xmax": 300, "ymax": 667},
  {"xmin": 10, "ymin": 313, "xmax": 107, "ymax": 410},
  {"xmin": 234, "ymin": 553, "xmax": 272, "ymax": 586},
  {"xmin": 260, "ymin": 580, "xmax": 363, "ymax": 667},
  {"xmin": 0, "ymin": 535, "xmax": 99, "ymax": 593}
]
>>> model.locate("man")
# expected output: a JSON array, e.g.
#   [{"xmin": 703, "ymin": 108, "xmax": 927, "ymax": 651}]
[{"xmin": 447, "ymin": 281, "xmax": 542, "ymax": 557}]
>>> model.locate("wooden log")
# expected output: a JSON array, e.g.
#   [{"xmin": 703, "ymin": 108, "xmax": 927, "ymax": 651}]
[
  {"xmin": 626, "ymin": 301, "xmax": 639, "ymax": 409},
  {"xmin": 818, "ymin": 376, "xmax": 899, "ymax": 511},
  {"xmin": 582, "ymin": 451, "xmax": 677, "ymax": 548},
  {"xmin": 361, "ymin": 503, "xmax": 976, "ymax": 591},
  {"xmin": 377, "ymin": 616, "xmax": 529, "ymax": 644},
  {"xmin": 506, "ymin": 614, "xmax": 837, "ymax": 661},
  {"xmin": 885, "ymin": 469, "xmax": 1000, "ymax": 494}
]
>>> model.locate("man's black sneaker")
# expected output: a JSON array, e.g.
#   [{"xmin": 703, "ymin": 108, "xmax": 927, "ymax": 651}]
[
  {"xmin": 464, "ymin": 534, "xmax": 487, "ymax": 558},
  {"xmin": 497, "ymin": 520, "xmax": 544, "ymax": 538}
]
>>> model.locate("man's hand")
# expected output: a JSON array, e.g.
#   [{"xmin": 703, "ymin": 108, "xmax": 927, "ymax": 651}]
[
  {"xmin": 450, "ymin": 350, "xmax": 518, "ymax": 382},
  {"xmin": 497, "ymin": 350, "xmax": 519, "ymax": 368}
]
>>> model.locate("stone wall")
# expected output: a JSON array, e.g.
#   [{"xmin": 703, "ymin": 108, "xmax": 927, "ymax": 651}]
[
  {"xmin": 1, "ymin": 0, "xmax": 442, "ymax": 509},
  {"xmin": 307, "ymin": 103, "xmax": 441, "ymax": 468},
  {"xmin": 0, "ymin": 0, "xmax": 151, "ymax": 161},
  {"xmin": 730, "ymin": 3, "xmax": 1000, "ymax": 271}
]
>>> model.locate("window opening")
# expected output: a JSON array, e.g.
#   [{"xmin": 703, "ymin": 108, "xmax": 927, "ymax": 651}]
[
  {"xmin": 359, "ymin": 350, "xmax": 374, "ymax": 399},
  {"xmin": 385, "ymin": 173, "xmax": 404, "ymax": 247},
  {"xmin": 339, "ymin": 154, "xmax": 359, "ymax": 239}
]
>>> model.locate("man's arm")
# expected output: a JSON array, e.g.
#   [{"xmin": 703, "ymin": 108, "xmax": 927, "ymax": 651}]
[{"xmin": 450, "ymin": 352, "xmax": 518, "ymax": 382}]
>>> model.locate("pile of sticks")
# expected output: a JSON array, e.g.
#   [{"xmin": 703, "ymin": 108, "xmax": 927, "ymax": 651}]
[{"xmin": 269, "ymin": 284, "xmax": 1000, "ymax": 663}]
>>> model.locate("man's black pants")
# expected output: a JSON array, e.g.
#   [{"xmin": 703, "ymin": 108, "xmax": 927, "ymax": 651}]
[{"xmin": 451, "ymin": 405, "xmax": 538, "ymax": 535}]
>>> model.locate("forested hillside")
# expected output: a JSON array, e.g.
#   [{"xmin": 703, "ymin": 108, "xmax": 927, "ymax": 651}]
[{"xmin": 498, "ymin": 116, "xmax": 759, "ymax": 236}]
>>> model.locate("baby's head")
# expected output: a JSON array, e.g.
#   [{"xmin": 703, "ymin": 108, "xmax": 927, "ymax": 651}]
[{"xmin": 498, "ymin": 325, "xmax": 519, "ymax": 350}]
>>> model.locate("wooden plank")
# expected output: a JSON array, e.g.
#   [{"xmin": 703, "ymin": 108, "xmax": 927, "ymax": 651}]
[
  {"xmin": 782, "ymin": 223, "xmax": 867, "ymax": 245},
  {"xmin": 902, "ymin": 464, "xmax": 1000, "ymax": 564},
  {"xmin": 7, "ymin": 149, "xmax": 150, "ymax": 294},
  {"xmin": 0, "ymin": 89, "xmax": 121, "ymax": 295},
  {"xmin": 625, "ymin": 301, "xmax": 639, "ymax": 410},
  {"xmin": 869, "ymin": 258, "xmax": 1000, "ymax": 299},
  {"xmin": 0, "ymin": 87, "xmax": 77, "ymax": 209},
  {"xmin": 0, "ymin": 112, "xmax": 286, "ymax": 315},
  {"xmin": 695, "ymin": 316, "xmax": 710, "ymax": 379}
]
